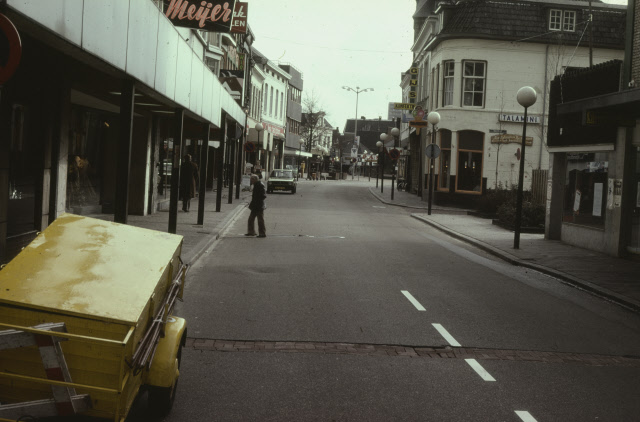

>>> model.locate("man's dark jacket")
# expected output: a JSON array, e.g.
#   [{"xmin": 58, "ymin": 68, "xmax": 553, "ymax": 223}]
[{"xmin": 249, "ymin": 181, "xmax": 266, "ymax": 212}]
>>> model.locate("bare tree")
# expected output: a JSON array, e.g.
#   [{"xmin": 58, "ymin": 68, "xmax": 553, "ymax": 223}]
[{"xmin": 300, "ymin": 91, "xmax": 330, "ymax": 178}]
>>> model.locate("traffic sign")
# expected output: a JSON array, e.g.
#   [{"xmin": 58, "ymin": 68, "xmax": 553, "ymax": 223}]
[
  {"xmin": 244, "ymin": 142, "xmax": 256, "ymax": 153},
  {"xmin": 426, "ymin": 144, "xmax": 441, "ymax": 159},
  {"xmin": 389, "ymin": 148, "xmax": 400, "ymax": 160}
]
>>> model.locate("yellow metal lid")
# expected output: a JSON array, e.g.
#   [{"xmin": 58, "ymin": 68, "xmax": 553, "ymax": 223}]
[{"xmin": 0, "ymin": 214, "xmax": 183, "ymax": 325}]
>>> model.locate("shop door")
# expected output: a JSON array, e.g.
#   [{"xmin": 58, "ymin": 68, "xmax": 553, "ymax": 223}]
[{"xmin": 629, "ymin": 146, "xmax": 640, "ymax": 255}]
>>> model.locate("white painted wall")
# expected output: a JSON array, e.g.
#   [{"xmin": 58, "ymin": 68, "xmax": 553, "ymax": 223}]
[{"xmin": 416, "ymin": 37, "xmax": 624, "ymax": 190}]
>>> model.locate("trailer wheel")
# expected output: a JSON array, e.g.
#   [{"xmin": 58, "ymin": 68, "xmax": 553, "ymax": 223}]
[{"xmin": 148, "ymin": 359, "xmax": 179, "ymax": 416}]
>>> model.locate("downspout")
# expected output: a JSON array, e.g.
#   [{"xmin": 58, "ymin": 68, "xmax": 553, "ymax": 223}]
[
  {"xmin": 623, "ymin": 0, "xmax": 635, "ymax": 89},
  {"xmin": 539, "ymin": 44, "xmax": 550, "ymax": 169}
]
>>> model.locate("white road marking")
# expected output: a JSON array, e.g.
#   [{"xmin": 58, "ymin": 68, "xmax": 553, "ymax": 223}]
[
  {"xmin": 431, "ymin": 323, "xmax": 461, "ymax": 347},
  {"xmin": 401, "ymin": 290, "xmax": 426, "ymax": 311},
  {"xmin": 465, "ymin": 358, "xmax": 496, "ymax": 382},
  {"xmin": 515, "ymin": 411, "xmax": 538, "ymax": 422}
]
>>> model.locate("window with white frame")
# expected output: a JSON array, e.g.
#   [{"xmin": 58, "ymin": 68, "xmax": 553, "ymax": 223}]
[
  {"xmin": 462, "ymin": 61, "xmax": 486, "ymax": 107},
  {"xmin": 442, "ymin": 61, "xmax": 454, "ymax": 106},
  {"xmin": 270, "ymin": 86, "xmax": 274, "ymax": 116},
  {"xmin": 275, "ymin": 89, "xmax": 279, "ymax": 118},
  {"xmin": 550, "ymin": 9, "xmax": 575, "ymax": 32},
  {"xmin": 263, "ymin": 84, "xmax": 268, "ymax": 114},
  {"xmin": 563, "ymin": 10, "xmax": 576, "ymax": 31},
  {"xmin": 549, "ymin": 9, "xmax": 562, "ymax": 30}
]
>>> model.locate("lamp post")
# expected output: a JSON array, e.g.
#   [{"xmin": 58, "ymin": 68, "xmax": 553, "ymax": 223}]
[
  {"xmin": 378, "ymin": 134, "xmax": 386, "ymax": 193},
  {"xmin": 376, "ymin": 141, "xmax": 382, "ymax": 188},
  {"xmin": 343, "ymin": 85, "xmax": 373, "ymax": 179},
  {"xmin": 514, "ymin": 86, "xmax": 537, "ymax": 249},
  {"xmin": 298, "ymin": 138, "xmax": 305, "ymax": 180},
  {"xmin": 390, "ymin": 127, "xmax": 399, "ymax": 201},
  {"xmin": 426, "ymin": 112, "xmax": 440, "ymax": 215},
  {"xmin": 255, "ymin": 123, "xmax": 264, "ymax": 176}
]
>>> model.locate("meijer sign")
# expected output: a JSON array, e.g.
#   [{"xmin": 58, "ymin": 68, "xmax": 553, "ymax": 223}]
[{"xmin": 164, "ymin": 0, "xmax": 236, "ymax": 32}]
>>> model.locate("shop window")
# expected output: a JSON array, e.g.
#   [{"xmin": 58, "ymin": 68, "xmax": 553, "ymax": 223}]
[
  {"xmin": 438, "ymin": 130, "xmax": 452, "ymax": 190},
  {"xmin": 462, "ymin": 61, "xmax": 486, "ymax": 107},
  {"xmin": 563, "ymin": 152, "xmax": 608, "ymax": 227},
  {"xmin": 67, "ymin": 108, "xmax": 109, "ymax": 213},
  {"xmin": 8, "ymin": 104, "xmax": 37, "ymax": 237},
  {"xmin": 456, "ymin": 131, "xmax": 484, "ymax": 193},
  {"xmin": 442, "ymin": 61, "xmax": 454, "ymax": 106}
]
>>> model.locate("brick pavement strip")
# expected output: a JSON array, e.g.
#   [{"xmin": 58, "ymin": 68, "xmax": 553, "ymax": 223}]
[{"xmin": 185, "ymin": 338, "xmax": 640, "ymax": 367}]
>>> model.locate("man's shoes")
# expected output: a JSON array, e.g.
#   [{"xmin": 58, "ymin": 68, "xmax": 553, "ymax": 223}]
[
  {"xmin": 257, "ymin": 234, "xmax": 266, "ymax": 238},
  {"xmin": 244, "ymin": 233, "xmax": 257, "ymax": 236}
]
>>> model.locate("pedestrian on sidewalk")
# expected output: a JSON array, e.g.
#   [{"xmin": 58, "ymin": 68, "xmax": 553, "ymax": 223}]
[
  {"xmin": 246, "ymin": 174, "xmax": 267, "ymax": 237},
  {"xmin": 180, "ymin": 154, "xmax": 199, "ymax": 212}
]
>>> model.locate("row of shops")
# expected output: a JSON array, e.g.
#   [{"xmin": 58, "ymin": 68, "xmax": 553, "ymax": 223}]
[{"xmin": 0, "ymin": 1, "xmax": 247, "ymax": 263}]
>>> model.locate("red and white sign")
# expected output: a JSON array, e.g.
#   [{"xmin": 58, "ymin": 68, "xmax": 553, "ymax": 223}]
[
  {"xmin": 231, "ymin": 2, "xmax": 248, "ymax": 34},
  {"xmin": 262, "ymin": 122, "xmax": 285, "ymax": 138}
]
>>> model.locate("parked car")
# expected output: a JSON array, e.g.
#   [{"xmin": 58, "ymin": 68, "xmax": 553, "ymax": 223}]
[{"xmin": 267, "ymin": 169, "xmax": 296, "ymax": 194}]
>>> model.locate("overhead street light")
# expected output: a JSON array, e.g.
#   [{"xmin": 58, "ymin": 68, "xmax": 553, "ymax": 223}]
[
  {"xmin": 343, "ymin": 86, "xmax": 374, "ymax": 180},
  {"xmin": 514, "ymin": 86, "xmax": 537, "ymax": 249}
]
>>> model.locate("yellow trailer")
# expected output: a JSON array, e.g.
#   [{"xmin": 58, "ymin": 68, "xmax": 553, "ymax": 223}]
[{"xmin": 0, "ymin": 214, "xmax": 187, "ymax": 421}]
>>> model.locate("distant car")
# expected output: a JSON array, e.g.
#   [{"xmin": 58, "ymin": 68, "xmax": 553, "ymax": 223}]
[{"xmin": 267, "ymin": 169, "xmax": 296, "ymax": 194}]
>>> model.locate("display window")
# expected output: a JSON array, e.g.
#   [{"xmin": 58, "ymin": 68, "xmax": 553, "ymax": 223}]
[
  {"xmin": 563, "ymin": 152, "xmax": 608, "ymax": 227},
  {"xmin": 456, "ymin": 131, "xmax": 484, "ymax": 193},
  {"xmin": 7, "ymin": 104, "xmax": 37, "ymax": 237},
  {"xmin": 67, "ymin": 108, "xmax": 111, "ymax": 213},
  {"xmin": 438, "ymin": 130, "xmax": 452, "ymax": 190}
]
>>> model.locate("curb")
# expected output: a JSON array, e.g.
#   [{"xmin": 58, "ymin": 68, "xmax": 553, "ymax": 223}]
[
  {"xmin": 184, "ymin": 199, "xmax": 249, "ymax": 266},
  {"xmin": 368, "ymin": 187, "xmax": 469, "ymax": 213},
  {"xmin": 367, "ymin": 186, "xmax": 640, "ymax": 313},
  {"xmin": 410, "ymin": 214, "xmax": 640, "ymax": 313}
]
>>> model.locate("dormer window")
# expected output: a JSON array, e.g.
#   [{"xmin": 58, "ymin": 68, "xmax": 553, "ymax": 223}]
[{"xmin": 550, "ymin": 9, "xmax": 575, "ymax": 32}]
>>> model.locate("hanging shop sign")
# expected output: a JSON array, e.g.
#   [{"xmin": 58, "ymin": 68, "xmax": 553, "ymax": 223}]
[
  {"xmin": 231, "ymin": 2, "xmax": 248, "ymax": 34},
  {"xmin": 491, "ymin": 134, "xmax": 533, "ymax": 146},
  {"xmin": 261, "ymin": 122, "xmax": 285, "ymax": 138},
  {"xmin": 0, "ymin": 14, "xmax": 22, "ymax": 85},
  {"xmin": 499, "ymin": 114, "xmax": 540, "ymax": 124},
  {"xmin": 164, "ymin": 0, "xmax": 236, "ymax": 32}
]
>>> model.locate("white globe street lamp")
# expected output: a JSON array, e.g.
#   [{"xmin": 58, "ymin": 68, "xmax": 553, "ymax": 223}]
[{"xmin": 514, "ymin": 86, "xmax": 538, "ymax": 249}]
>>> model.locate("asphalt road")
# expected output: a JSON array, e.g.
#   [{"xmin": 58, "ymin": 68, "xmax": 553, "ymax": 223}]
[{"xmin": 128, "ymin": 180, "xmax": 640, "ymax": 422}]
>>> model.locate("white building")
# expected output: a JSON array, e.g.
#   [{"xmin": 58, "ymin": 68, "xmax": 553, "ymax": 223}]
[
  {"xmin": 246, "ymin": 49, "xmax": 291, "ymax": 176},
  {"xmin": 404, "ymin": 0, "xmax": 626, "ymax": 207}
]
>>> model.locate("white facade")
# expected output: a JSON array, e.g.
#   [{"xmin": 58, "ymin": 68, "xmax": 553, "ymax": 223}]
[
  {"xmin": 408, "ymin": 3, "xmax": 624, "ymax": 195},
  {"xmin": 261, "ymin": 62, "xmax": 291, "ymax": 169}
]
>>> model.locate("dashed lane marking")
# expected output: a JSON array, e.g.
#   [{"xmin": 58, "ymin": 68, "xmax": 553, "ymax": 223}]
[
  {"xmin": 515, "ymin": 411, "xmax": 538, "ymax": 422},
  {"xmin": 402, "ymin": 290, "xmax": 426, "ymax": 311},
  {"xmin": 432, "ymin": 323, "xmax": 462, "ymax": 347},
  {"xmin": 465, "ymin": 358, "xmax": 496, "ymax": 381}
]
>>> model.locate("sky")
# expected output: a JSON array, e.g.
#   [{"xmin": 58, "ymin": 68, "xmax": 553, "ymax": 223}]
[
  {"xmin": 247, "ymin": 0, "xmax": 415, "ymax": 132},
  {"xmin": 246, "ymin": 0, "xmax": 627, "ymax": 133}
]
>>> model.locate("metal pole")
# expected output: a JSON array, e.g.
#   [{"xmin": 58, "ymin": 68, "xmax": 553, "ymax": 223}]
[
  {"xmin": 169, "ymin": 108, "xmax": 184, "ymax": 232},
  {"xmin": 514, "ymin": 106, "xmax": 529, "ymax": 249},
  {"xmin": 381, "ymin": 148, "xmax": 385, "ymax": 193},
  {"xmin": 228, "ymin": 135, "xmax": 235, "ymax": 204},
  {"xmin": 376, "ymin": 151, "xmax": 380, "ymax": 188},
  {"xmin": 197, "ymin": 124, "xmax": 210, "ymax": 225},
  {"xmin": 428, "ymin": 126, "xmax": 435, "ymax": 215},
  {"xmin": 353, "ymin": 93, "xmax": 358, "ymax": 180}
]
